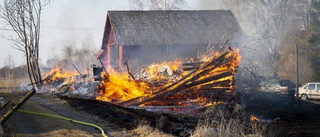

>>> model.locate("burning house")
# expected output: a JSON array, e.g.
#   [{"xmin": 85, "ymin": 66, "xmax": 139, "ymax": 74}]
[
  {"xmin": 96, "ymin": 10, "xmax": 243, "ymax": 72},
  {"xmin": 40, "ymin": 10, "xmax": 244, "ymax": 114},
  {"xmin": 90, "ymin": 10, "xmax": 243, "ymax": 112}
]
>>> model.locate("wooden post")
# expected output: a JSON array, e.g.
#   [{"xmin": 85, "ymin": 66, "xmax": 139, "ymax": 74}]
[
  {"xmin": 295, "ymin": 44, "xmax": 299, "ymax": 99},
  {"xmin": 107, "ymin": 45, "xmax": 111, "ymax": 70},
  {"xmin": 118, "ymin": 45, "xmax": 123, "ymax": 70},
  {"xmin": 0, "ymin": 88, "xmax": 36, "ymax": 124}
]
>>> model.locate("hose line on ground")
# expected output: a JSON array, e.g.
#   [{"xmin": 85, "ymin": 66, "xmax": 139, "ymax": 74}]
[{"xmin": 17, "ymin": 109, "xmax": 109, "ymax": 137}]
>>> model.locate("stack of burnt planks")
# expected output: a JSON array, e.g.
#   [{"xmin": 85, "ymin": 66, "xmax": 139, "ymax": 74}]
[{"xmin": 119, "ymin": 48, "xmax": 240, "ymax": 108}]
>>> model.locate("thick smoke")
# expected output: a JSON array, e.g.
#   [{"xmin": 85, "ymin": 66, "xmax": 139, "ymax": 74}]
[{"xmin": 190, "ymin": 0, "xmax": 312, "ymax": 90}]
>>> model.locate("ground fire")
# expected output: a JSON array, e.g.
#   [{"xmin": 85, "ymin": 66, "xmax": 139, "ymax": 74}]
[
  {"xmin": 40, "ymin": 47, "xmax": 241, "ymax": 114},
  {"xmin": 250, "ymin": 115, "xmax": 260, "ymax": 122}
]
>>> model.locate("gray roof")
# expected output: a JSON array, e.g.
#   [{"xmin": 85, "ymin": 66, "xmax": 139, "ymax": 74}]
[{"xmin": 105, "ymin": 10, "xmax": 243, "ymax": 46}]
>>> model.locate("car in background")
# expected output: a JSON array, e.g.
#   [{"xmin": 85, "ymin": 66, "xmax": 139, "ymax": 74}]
[
  {"xmin": 298, "ymin": 82, "xmax": 320, "ymax": 100},
  {"xmin": 259, "ymin": 79, "xmax": 296, "ymax": 96}
]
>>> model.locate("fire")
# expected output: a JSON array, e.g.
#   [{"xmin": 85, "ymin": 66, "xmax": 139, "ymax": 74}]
[
  {"xmin": 43, "ymin": 66, "xmax": 78, "ymax": 86},
  {"xmin": 184, "ymin": 49, "xmax": 241, "ymax": 94},
  {"xmin": 161, "ymin": 59, "xmax": 182, "ymax": 72},
  {"xmin": 251, "ymin": 115, "xmax": 260, "ymax": 122},
  {"xmin": 43, "ymin": 48, "xmax": 242, "ymax": 111},
  {"xmin": 43, "ymin": 66, "xmax": 78, "ymax": 80},
  {"xmin": 136, "ymin": 48, "xmax": 241, "ymax": 107},
  {"xmin": 96, "ymin": 71, "xmax": 150, "ymax": 102},
  {"xmin": 138, "ymin": 59, "xmax": 183, "ymax": 81}
]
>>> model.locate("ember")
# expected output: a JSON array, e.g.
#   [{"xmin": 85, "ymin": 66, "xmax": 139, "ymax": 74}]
[{"xmin": 251, "ymin": 115, "xmax": 260, "ymax": 122}]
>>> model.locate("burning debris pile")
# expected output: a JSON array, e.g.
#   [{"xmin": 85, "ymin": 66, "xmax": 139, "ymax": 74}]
[
  {"xmin": 41, "ymin": 66, "xmax": 99, "ymax": 98},
  {"xmin": 40, "ymin": 47, "xmax": 241, "ymax": 114},
  {"xmin": 120, "ymin": 48, "xmax": 241, "ymax": 109}
]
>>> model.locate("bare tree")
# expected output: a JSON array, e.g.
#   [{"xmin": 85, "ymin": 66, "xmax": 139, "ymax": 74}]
[
  {"xmin": 4, "ymin": 54, "xmax": 14, "ymax": 92},
  {"xmin": 0, "ymin": 0, "xmax": 50, "ymax": 89},
  {"xmin": 129, "ymin": 0, "xmax": 187, "ymax": 10},
  {"xmin": 224, "ymin": 0, "xmax": 309, "ymax": 75},
  {"xmin": 47, "ymin": 34, "xmax": 99, "ymax": 72},
  {"xmin": 77, "ymin": 34, "xmax": 99, "ymax": 71}
]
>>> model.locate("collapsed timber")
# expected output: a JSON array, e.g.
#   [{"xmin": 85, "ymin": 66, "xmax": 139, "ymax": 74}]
[
  {"xmin": 40, "ymin": 47, "xmax": 241, "ymax": 117},
  {"xmin": 118, "ymin": 48, "xmax": 240, "ymax": 114}
]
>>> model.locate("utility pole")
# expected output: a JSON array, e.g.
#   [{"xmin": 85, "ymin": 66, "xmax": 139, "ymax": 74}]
[
  {"xmin": 164, "ymin": 0, "xmax": 167, "ymax": 10},
  {"xmin": 295, "ymin": 44, "xmax": 299, "ymax": 99}
]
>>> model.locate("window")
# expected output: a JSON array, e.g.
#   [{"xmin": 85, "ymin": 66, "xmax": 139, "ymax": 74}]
[
  {"xmin": 308, "ymin": 84, "xmax": 316, "ymax": 90},
  {"xmin": 279, "ymin": 80, "xmax": 294, "ymax": 86},
  {"xmin": 317, "ymin": 84, "xmax": 320, "ymax": 91}
]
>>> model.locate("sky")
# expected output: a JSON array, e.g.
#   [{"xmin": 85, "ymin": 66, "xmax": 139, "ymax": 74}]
[{"xmin": 0, "ymin": 0, "xmax": 224, "ymax": 67}]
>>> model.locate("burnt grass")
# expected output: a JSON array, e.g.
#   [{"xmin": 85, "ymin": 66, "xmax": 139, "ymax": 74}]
[
  {"xmin": 241, "ymin": 91, "xmax": 320, "ymax": 136},
  {"xmin": 60, "ymin": 91, "xmax": 320, "ymax": 137},
  {"xmin": 60, "ymin": 96, "xmax": 200, "ymax": 136}
]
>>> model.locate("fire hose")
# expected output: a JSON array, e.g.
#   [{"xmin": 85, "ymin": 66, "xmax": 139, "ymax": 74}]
[{"xmin": 16, "ymin": 109, "xmax": 109, "ymax": 137}]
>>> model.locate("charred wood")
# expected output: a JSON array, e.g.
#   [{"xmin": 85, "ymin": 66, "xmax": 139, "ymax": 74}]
[
  {"xmin": 124, "ymin": 60, "xmax": 135, "ymax": 80},
  {"xmin": 153, "ymin": 49, "xmax": 231, "ymax": 96},
  {"xmin": 183, "ymin": 67, "xmax": 199, "ymax": 71},
  {"xmin": 187, "ymin": 71, "xmax": 233, "ymax": 87},
  {"xmin": 130, "ymin": 71, "xmax": 233, "ymax": 106},
  {"xmin": 123, "ymin": 48, "xmax": 237, "ymax": 107},
  {"xmin": 182, "ymin": 62, "xmax": 204, "ymax": 66}
]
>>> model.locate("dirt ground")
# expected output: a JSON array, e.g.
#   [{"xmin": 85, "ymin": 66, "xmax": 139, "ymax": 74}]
[{"xmin": 0, "ymin": 93, "xmax": 129, "ymax": 137}]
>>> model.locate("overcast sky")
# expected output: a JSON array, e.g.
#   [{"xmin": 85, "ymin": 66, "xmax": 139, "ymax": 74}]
[{"xmin": 0, "ymin": 0, "xmax": 224, "ymax": 67}]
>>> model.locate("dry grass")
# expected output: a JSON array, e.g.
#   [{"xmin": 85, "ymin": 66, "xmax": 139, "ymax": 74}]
[
  {"xmin": 128, "ymin": 123, "xmax": 174, "ymax": 137},
  {"xmin": 190, "ymin": 104, "xmax": 276, "ymax": 137},
  {"xmin": 191, "ymin": 117, "xmax": 265, "ymax": 137},
  {"xmin": 125, "ymin": 103, "xmax": 277, "ymax": 137},
  {"xmin": 126, "ymin": 104, "xmax": 276, "ymax": 137}
]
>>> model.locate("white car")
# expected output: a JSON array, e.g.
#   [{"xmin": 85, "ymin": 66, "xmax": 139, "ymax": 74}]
[{"xmin": 298, "ymin": 82, "xmax": 320, "ymax": 100}]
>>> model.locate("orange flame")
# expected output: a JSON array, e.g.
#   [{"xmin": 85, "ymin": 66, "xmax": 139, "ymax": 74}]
[
  {"xmin": 44, "ymin": 67, "xmax": 77, "ymax": 80},
  {"xmin": 251, "ymin": 115, "xmax": 260, "ymax": 122},
  {"xmin": 45, "ymin": 49, "xmax": 241, "ymax": 108},
  {"xmin": 96, "ymin": 71, "xmax": 150, "ymax": 102},
  {"xmin": 192, "ymin": 49, "xmax": 241, "ymax": 93},
  {"xmin": 96, "ymin": 49, "xmax": 241, "ymax": 105},
  {"xmin": 141, "ymin": 59, "xmax": 183, "ymax": 81},
  {"xmin": 43, "ymin": 66, "xmax": 78, "ymax": 85}
]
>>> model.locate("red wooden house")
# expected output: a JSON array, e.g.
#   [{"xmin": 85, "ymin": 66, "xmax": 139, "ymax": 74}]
[{"xmin": 97, "ymin": 10, "xmax": 243, "ymax": 72}]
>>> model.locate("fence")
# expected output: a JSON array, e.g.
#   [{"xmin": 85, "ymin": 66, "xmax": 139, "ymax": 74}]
[{"xmin": 0, "ymin": 87, "xmax": 21, "ymax": 93}]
